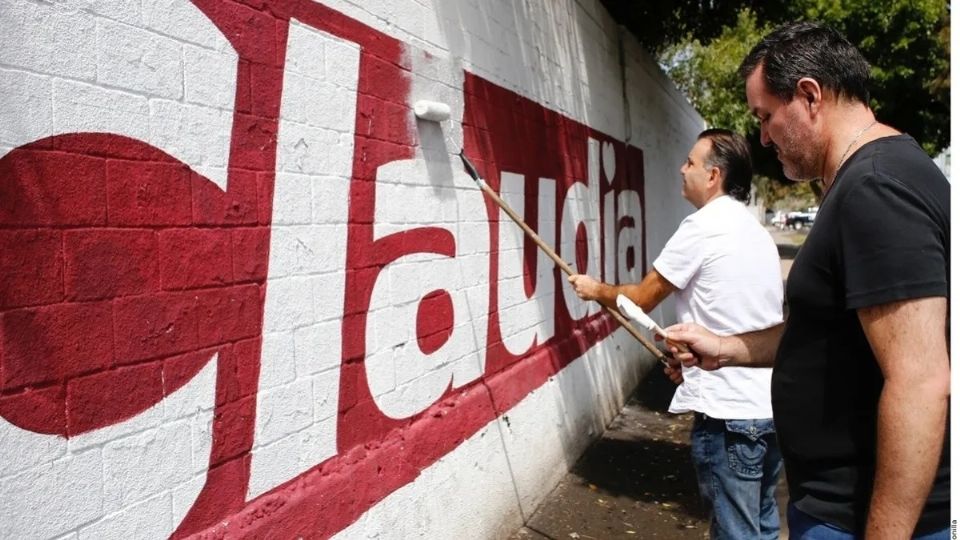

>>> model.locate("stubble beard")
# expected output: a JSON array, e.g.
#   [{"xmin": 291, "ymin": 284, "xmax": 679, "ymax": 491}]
[{"xmin": 777, "ymin": 123, "xmax": 822, "ymax": 182}]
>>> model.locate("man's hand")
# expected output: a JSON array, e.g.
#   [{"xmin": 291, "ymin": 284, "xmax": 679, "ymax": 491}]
[
  {"xmin": 567, "ymin": 274, "xmax": 603, "ymax": 301},
  {"xmin": 660, "ymin": 323, "xmax": 723, "ymax": 370},
  {"xmin": 663, "ymin": 360, "xmax": 684, "ymax": 384}
]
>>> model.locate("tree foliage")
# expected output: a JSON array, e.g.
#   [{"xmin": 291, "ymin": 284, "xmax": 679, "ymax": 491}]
[
  {"xmin": 794, "ymin": 0, "xmax": 950, "ymax": 156},
  {"xmin": 599, "ymin": 1, "xmax": 784, "ymax": 55},
  {"xmin": 659, "ymin": 10, "xmax": 772, "ymax": 137},
  {"xmin": 604, "ymin": 0, "xmax": 950, "ymax": 202}
]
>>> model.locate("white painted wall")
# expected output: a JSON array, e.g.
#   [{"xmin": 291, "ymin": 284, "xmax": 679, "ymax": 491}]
[
  {"xmin": 0, "ymin": 0, "xmax": 704, "ymax": 537},
  {"xmin": 306, "ymin": 0, "xmax": 705, "ymax": 536}
]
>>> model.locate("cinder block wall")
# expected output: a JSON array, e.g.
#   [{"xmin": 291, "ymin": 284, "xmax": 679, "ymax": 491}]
[{"xmin": 0, "ymin": 0, "xmax": 703, "ymax": 538}]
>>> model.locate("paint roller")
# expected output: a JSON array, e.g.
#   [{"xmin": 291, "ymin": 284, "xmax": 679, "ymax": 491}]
[
  {"xmin": 413, "ymin": 100, "xmax": 452, "ymax": 123},
  {"xmin": 412, "ymin": 99, "xmax": 675, "ymax": 366}
]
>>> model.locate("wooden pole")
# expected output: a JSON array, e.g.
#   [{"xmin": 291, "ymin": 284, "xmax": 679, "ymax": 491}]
[{"xmin": 459, "ymin": 151, "xmax": 672, "ymax": 366}]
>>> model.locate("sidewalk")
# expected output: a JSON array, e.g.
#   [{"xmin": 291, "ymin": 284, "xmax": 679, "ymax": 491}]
[
  {"xmin": 507, "ymin": 369, "xmax": 790, "ymax": 540},
  {"xmin": 508, "ymin": 230, "xmax": 801, "ymax": 540}
]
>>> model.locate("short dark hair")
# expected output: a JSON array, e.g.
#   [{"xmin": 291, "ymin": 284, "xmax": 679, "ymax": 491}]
[
  {"xmin": 699, "ymin": 128, "xmax": 752, "ymax": 203},
  {"xmin": 738, "ymin": 21, "xmax": 871, "ymax": 105}
]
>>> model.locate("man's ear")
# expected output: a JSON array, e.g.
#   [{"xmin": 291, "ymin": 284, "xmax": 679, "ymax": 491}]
[
  {"xmin": 796, "ymin": 77, "xmax": 822, "ymax": 115},
  {"xmin": 709, "ymin": 166, "xmax": 722, "ymax": 187}
]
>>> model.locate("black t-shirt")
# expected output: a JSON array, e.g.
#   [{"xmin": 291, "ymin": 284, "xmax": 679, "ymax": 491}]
[{"xmin": 773, "ymin": 135, "xmax": 950, "ymax": 535}]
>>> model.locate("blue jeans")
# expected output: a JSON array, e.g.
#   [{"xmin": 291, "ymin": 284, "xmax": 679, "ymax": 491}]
[
  {"xmin": 787, "ymin": 503, "xmax": 949, "ymax": 539},
  {"xmin": 691, "ymin": 414, "xmax": 783, "ymax": 540}
]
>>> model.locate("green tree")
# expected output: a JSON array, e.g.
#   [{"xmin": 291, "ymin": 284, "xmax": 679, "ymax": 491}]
[
  {"xmin": 601, "ymin": 0, "xmax": 785, "ymax": 55},
  {"xmin": 605, "ymin": 0, "xmax": 950, "ymax": 204},
  {"xmin": 754, "ymin": 174, "xmax": 817, "ymax": 211},
  {"xmin": 659, "ymin": 9, "xmax": 800, "ymax": 195},
  {"xmin": 789, "ymin": 0, "xmax": 950, "ymax": 155},
  {"xmin": 659, "ymin": 9, "xmax": 772, "ymax": 137}
]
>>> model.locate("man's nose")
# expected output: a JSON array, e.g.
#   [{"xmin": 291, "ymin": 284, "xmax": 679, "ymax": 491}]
[{"xmin": 759, "ymin": 126, "xmax": 772, "ymax": 147}]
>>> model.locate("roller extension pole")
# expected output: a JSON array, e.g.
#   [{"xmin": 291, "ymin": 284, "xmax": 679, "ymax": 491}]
[{"xmin": 458, "ymin": 150, "xmax": 672, "ymax": 366}]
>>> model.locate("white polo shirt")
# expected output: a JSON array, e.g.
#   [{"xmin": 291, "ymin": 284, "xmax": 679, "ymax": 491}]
[{"xmin": 653, "ymin": 196, "xmax": 783, "ymax": 419}]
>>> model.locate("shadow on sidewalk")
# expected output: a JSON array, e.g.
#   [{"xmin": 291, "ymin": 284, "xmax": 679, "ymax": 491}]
[
  {"xmin": 510, "ymin": 369, "xmax": 709, "ymax": 540},
  {"xmin": 510, "ymin": 364, "xmax": 790, "ymax": 540}
]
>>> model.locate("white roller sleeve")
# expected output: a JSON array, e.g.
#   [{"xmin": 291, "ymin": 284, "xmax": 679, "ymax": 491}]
[
  {"xmin": 413, "ymin": 100, "xmax": 451, "ymax": 122},
  {"xmin": 616, "ymin": 294, "xmax": 667, "ymax": 338}
]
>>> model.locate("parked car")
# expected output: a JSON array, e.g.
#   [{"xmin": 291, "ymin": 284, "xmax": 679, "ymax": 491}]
[
  {"xmin": 785, "ymin": 206, "xmax": 818, "ymax": 230},
  {"xmin": 769, "ymin": 210, "xmax": 787, "ymax": 229}
]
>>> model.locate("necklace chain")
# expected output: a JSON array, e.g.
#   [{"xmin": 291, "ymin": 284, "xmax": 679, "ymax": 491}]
[{"xmin": 835, "ymin": 120, "xmax": 877, "ymax": 175}]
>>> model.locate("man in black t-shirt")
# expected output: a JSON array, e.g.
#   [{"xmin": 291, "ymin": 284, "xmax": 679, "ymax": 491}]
[{"xmin": 662, "ymin": 22, "xmax": 950, "ymax": 539}]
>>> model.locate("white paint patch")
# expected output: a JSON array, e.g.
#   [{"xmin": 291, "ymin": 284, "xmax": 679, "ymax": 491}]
[
  {"xmin": 250, "ymin": 19, "xmax": 358, "ymax": 501},
  {"xmin": 0, "ymin": 0, "xmax": 237, "ymax": 190},
  {"xmin": 367, "ymin": 157, "xmax": 490, "ymax": 419},
  {"xmin": 0, "ymin": 359, "xmax": 217, "ymax": 539},
  {"xmin": 497, "ymin": 173, "xmax": 557, "ymax": 355}
]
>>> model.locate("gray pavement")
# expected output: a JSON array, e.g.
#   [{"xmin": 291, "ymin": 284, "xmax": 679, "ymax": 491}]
[{"xmin": 507, "ymin": 369, "xmax": 790, "ymax": 540}]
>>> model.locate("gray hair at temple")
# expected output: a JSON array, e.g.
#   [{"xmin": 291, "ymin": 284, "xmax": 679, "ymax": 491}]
[{"xmin": 698, "ymin": 128, "xmax": 752, "ymax": 203}]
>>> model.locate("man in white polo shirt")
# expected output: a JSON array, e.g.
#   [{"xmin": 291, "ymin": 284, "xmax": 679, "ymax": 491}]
[{"xmin": 569, "ymin": 128, "xmax": 784, "ymax": 539}]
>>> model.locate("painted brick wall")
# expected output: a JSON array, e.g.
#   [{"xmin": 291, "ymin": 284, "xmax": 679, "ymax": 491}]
[{"xmin": 0, "ymin": 0, "xmax": 704, "ymax": 538}]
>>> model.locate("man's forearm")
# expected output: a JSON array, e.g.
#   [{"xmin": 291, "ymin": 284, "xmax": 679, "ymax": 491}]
[
  {"xmin": 591, "ymin": 281, "xmax": 619, "ymax": 310},
  {"xmin": 620, "ymin": 271, "xmax": 677, "ymax": 313},
  {"xmin": 600, "ymin": 281, "xmax": 664, "ymax": 311},
  {"xmin": 718, "ymin": 323, "xmax": 784, "ymax": 368},
  {"xmin": 666, "ymin": 321, "xmax": 783, "ymax": 370},
  {"xmin": 865, "ymin": 378, "xmax": 948, "ymax": 538},
  {"xmin": 568, "ymin": 270, "xmax": 676, "ymax": 313}
]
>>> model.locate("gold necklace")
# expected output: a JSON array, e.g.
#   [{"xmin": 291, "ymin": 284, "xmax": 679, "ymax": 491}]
[{"xmin": 835, "ymin": 120, "xmax": 877, "ymax": 175}]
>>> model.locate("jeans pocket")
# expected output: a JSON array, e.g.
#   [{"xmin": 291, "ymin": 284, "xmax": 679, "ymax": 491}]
[{"xmin": 724, "ymin": 419, "xmax": 774, "ymax": 480}]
